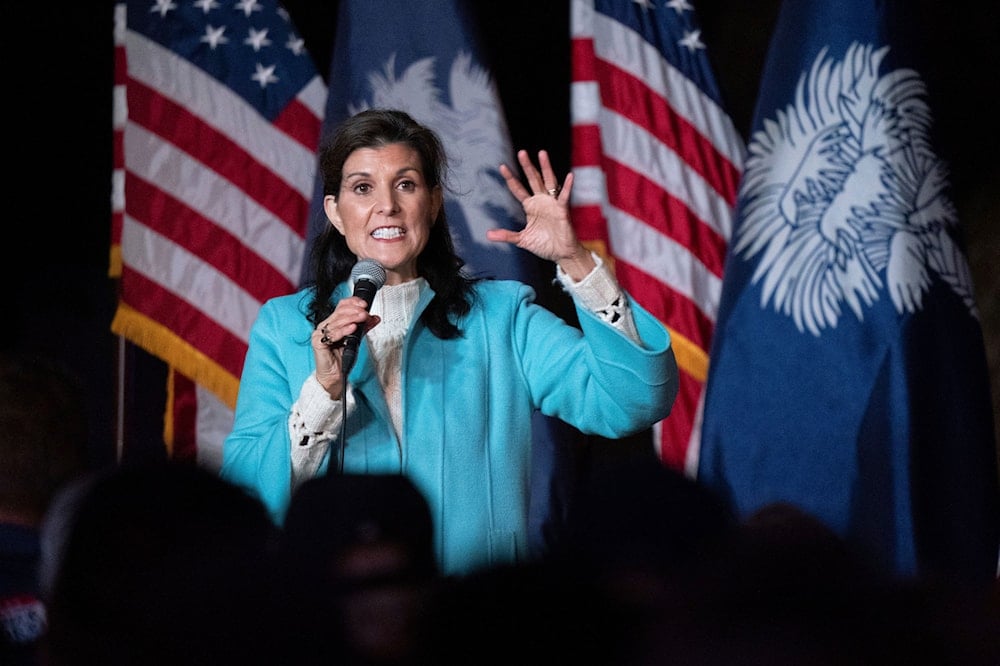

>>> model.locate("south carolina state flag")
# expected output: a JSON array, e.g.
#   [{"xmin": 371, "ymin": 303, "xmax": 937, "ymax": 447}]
[{"xmin": 698, "ymin": 0, "xmax": 999, "ymax": 583}]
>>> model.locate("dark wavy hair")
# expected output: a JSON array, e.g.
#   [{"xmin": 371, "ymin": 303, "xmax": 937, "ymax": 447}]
[{"xmin": 304, "ymin": 108, "xmax": 479, "ymax": 339}]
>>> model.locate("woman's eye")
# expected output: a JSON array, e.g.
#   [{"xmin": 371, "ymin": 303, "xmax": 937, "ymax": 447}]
[
  {"xmin": 353, "ymin": 183, "xmax": 372, "ymax": 194},
  {"xmin": 398, "ymin": 180, "xmax": 416, "ymax": 191}
]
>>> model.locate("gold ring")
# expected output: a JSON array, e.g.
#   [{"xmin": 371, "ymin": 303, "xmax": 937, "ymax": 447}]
[{"xmin": 547, "ymin": 187, "xmax": 559, "ymax": 197}]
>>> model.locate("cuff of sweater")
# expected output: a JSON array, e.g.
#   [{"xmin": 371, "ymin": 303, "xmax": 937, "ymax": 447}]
[
  {"xmin": 297, "ymin": 373, "xmax": 341, "ymax": 432},
  {"xmin": 556, "ymin": 252, "xmax": 622, "ymax": 311}
]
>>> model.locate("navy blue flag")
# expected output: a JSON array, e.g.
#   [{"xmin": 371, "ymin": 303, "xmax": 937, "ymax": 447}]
[
  {"xmin": 698, "ymin": 0, "xmax": 999, "ymax": 582},
  {"xmin": 304, "ymin": 0, "xmax": 576, "ymax": 555}
]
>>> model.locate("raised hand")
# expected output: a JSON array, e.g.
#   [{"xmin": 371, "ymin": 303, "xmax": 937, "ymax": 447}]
[{"xmin": 488, "ymin": 150, "xmax": 595, "ymax": 280}]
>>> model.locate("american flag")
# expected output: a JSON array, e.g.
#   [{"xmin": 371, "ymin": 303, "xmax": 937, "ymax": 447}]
[
  {"xmin": 111, "ymin": 0, "xmax": 325, "ymax": 467},
  {"xmin": 569, "ymin": 0, "xmax": 744, "ymax": 472}
]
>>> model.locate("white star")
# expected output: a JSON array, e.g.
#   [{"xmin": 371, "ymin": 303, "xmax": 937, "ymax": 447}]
[
  {"xmin": 631, "ymin": 0, "xmax": 655, "ymax": 10},
  {"xmin": 251, "ymin": 63, "xmax": 278, "ymax": 88},
  {"xmin": 193, "ymin": 0, "xmax": 220, "ymax": 13},
  {"xmin": 666, "ymin": 0, "xmax": 694, "ymax": 13},
  {"xmin": 149, "ymin": 0, "xmax": 177, "ymax": 18},
  {"xmin": 201, "ymin": 25, "xmax": 228, "ymax": 49},
  {"xmin": 286, "ymin": 35, "xmax": 306, "ymax": 57},
  {"xmin": 244, "ymin": 27, "xmax": 272, "ymax": 51},
  {"xmin": 679, "ymin": 29, "xmax": 706, "ymax": 51},
  {"xmin": 234, "ymin": 0, "xmax": 263, "ymax": 18}
]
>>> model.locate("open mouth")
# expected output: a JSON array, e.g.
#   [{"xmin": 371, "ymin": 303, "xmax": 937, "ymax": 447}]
[{"xmin": 372, "ymin": 227, "xmax": 405, "ymax": 239}]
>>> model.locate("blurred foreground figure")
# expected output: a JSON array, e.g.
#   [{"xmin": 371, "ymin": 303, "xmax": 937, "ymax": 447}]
[
  {"xmin": 0, "ymin": 353, "xmax": 88, "ymax": 665},
  {"xmin": 640, "ymin": 502, "xmax": 1000, "ymax": 665},
  {"xmin": 279, "ymin": 473, "xmax": 437, "ymax": 665},
  {"xmin": 39, "ymin": 461, "xmax": 326, "ymax": 665}
]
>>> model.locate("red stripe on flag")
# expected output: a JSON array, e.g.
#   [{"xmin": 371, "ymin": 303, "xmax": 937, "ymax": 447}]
[
  {"xmin": 569, "ymin": 37, "xmax": 597, "ymax": 91},
  {"xmin": 570, "ymin": 205, "xmax": 612, "ymax": 257},
  {"xmin": 570, "ymin": 123, "xmax": 603, "ymax": 167},
  {"xmin": 570, "ymin": 36, "xmax": 597, "ymax": 82},
  {"xmin": 169, "ymin": 371, "xmax": 198, "ymax": 462},
  {"xmin": 112, "ymin": 130, "xmax": 124, "ymax": 176},
  {"xmin": 273, "ymin": 97, "xmax": 323, "ymax": 152},
  {"xmin": 656, "ymin": 371, "xmax": 700, "ymax": 469},
  {"xmin": 114, "ymin": 42, "xmax": 127, "ymax": 85}
]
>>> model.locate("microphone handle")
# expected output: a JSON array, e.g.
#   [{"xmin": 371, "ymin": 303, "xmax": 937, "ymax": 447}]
[{"xmin": 341, "ymin": 278, "xmax": 378, "ymax": 373}]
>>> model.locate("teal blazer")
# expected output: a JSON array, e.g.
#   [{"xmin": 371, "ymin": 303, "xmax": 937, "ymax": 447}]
[{"xmin": 221, "ymin": 279, "xmax": 678, "ymax": 574}]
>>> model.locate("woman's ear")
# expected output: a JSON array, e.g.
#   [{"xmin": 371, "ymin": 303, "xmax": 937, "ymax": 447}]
[{"xmin": 323, "ymin": 195, "xmax": 344, "ymax": 234}]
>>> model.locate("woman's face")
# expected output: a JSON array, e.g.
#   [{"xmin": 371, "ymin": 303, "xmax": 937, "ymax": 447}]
[{"xmin": 324, "ymin": 143, "xmax": 442, "ymax": 285}]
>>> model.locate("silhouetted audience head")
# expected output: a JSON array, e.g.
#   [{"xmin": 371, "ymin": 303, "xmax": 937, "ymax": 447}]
[
  {"xmin": 39, "ymin": 461, "xmax": 302, "ymax": 665},
  {"xmin": 554, "ymin": 455, "xmax": 737, "ymax": 582},
  {"xmin": 282, "ymin": 473, "xmax": 437, "ymax": 586},
  {"xmin": 414, "ymin": 559, "xmax": 634, "ymax": 665},
  {"xmin": 280, "ymin": 473, "xmax": 438, "ymax": 664}
]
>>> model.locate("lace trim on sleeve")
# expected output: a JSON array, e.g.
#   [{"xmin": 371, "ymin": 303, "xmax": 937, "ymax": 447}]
[
  {"xmin": 556, "ymin": 252, "xmax": 641, "ymax": 344},
  {"xmin": 288, "ymin": 373, "xmax": 354, "ymax": 489}
]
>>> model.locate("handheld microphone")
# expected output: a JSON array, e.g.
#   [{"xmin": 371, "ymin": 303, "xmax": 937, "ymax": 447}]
[{"xmin": 341, "ymin": 258, "xmax": 387, "ymax": 373}]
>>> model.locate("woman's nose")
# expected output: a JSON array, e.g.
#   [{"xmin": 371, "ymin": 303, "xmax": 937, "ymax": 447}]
[{"xmin": 375, "ymin": 186, "xmax": 398, "ymax": 214}]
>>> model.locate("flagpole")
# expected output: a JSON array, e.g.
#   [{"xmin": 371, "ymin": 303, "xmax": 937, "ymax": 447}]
[{"xmin": 115, "ymin": 334, "xmax": 126, "ymax": 463}]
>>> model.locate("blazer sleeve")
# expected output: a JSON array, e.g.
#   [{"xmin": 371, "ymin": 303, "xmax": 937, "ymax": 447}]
[
  {"xmin": 512, "ymin": 282, "xmax": 679, "ymax": 438},
  {"xmin": 219, "ymin": 296, "xmax": 307, "ymax": 525}
]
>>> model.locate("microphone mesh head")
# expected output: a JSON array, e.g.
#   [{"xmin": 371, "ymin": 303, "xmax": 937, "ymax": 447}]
[{"xmin": 350, "ymin": 259, "xmax": 387, "ymax": 289}]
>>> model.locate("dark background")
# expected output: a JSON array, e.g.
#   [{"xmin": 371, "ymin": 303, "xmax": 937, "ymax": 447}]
[{"xmin": 3, "ymin": 2, "xmax": 997, "ymax": 467}]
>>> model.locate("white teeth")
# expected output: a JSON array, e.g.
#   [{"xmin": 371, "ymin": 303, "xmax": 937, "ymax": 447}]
[{"xmin": 372, "ymin": 227, "xmax": 404, "ymax": 239}]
